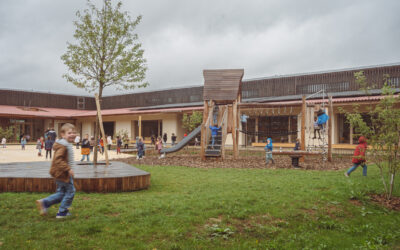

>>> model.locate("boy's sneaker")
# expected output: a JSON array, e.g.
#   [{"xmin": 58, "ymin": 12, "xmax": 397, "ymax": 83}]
[
  {"xmin": 35, "ymin": 199, "xmax": 48, "ymax": 215},
  {"xmin": 56, "ymin": 210, "xmax": 71, "ymax": 219},
  {"xmin": 344, "ymin": 172, "xmax": 349, "ymax": 177}
]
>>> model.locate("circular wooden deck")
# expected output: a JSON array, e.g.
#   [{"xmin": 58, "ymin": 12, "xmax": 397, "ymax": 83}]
[{"xmin": 0, "ymin": 161, "xmax": 150, "ymax": 193}]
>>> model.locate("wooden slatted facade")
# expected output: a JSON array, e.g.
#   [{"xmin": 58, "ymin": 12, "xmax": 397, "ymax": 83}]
[
  {"xmin": 1, "ymin": 64, "xmax": 399, "ymax": 110},
  {"xmin": 0, "ymin": 90, "xmax": 96, "ymax": 110}
]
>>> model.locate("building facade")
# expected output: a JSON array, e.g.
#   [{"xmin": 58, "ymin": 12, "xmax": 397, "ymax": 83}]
[{"xmin": 1, "ymin": 63, "xmax": 399, "ymax": 147}]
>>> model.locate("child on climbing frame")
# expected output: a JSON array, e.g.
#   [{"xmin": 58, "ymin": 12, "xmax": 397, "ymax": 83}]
[
  {"xmin": 316, "ymin": 109, "xmax": 329, "ymax": 133},
  {"xmin": 345, "ymin": 136, "xmax": 368, "ymax": 177},
  {"xmin": 264, "ymin": 138, "xmax": 275, "ymax": 166},
  {"xmin": 294, "ymin": 138, "xmax": 300, "ymax": 151},
  {"xmin": 36, "ymin": 123, "xmax": 76, "ymax": 219},
  {"xmin": 209, "ymin": 124, "xmax": 221, "ymax": 149},
  {"xmin": 313, "ymin": 116, "xmax": 321, "ymax": 139}
]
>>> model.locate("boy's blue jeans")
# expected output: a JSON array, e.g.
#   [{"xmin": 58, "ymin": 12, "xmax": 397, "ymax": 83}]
[
  {"xmin": 211, "ymin": 135, "xmax": 216, "ymax": 147},
  {"xmin": 43, "ymin": 177, "xmax": 75, "ymax": 213},
  {"xmin": 347, "ymin": 163, "xmax": 367, "ymax": 176},
  {"xmin": 265, "ymin": 152, "xmax": 274, "ymax": 164},
  {"xmin": 80, "ymin": 154, "xmax": 90, "ymax": 161}
]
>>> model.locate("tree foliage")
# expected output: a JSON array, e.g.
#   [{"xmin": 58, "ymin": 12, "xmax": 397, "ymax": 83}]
[
  {"xmin": 61, "ymin": 0, "xmax": 147, "ymax": 163},
  {"xmin": 61, "ymin": 0, "xmax": 147, "ymax": 94},
  {"xmin": 0, "ymin": 126, "xmax": 14, "ymax": 141},
  {"xmin": 343, "ymin": 71, "xmax": 400, "ymax": 200},
  {"xmin": 182, "ymin": 111, "xmax": 203, "ymax": 132}
]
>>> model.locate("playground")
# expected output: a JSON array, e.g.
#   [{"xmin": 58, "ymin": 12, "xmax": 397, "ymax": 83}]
[{"xmin": 1, "ymin": 164, "xmax": 400, "ymax": 249}]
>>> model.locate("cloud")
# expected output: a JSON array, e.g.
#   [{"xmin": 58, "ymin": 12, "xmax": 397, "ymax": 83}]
[{"xmin": 0, "ymin": 0, "xmax": 399, "ymax": 96}]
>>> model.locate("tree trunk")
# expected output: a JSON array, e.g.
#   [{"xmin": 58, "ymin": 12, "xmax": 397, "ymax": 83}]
[
  {"xmin": 389, "ymin": 173, "xmax": 395, "ymax": 200},
  {"xmin": 93, "ymin": 85, "xmax": 104, "ymax": 165},
  {"xmin": 93, "ymin": 116, "xmax": 99, "ymax": 165}
]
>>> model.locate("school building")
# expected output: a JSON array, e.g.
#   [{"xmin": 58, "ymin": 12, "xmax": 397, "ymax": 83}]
[{"xmin": 0, "ymin": 63, "xmax": 399, "ymax": 148}]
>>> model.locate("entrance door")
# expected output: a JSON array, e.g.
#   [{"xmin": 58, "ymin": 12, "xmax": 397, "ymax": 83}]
[{"xmin": 103, "ymin": 122, "xmax": 115, "ymax": 138}]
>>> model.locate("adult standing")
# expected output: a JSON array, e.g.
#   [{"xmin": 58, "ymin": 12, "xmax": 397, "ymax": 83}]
[
  {"xmin": 74, "ymin": 134, "xmax": 81, "ymax": 149},
  {"xmin": 163, "ymin": 133, "xmax": 168, "ymax": 146},
  {"xmin": 47, "ymin": 128, "xmax": 57, "ymax": 144},
  {"xmin": 171, "ymin": 133, "xmax": 177, "ymax": 146},
  {"xmin": 107, "ymin": 135, "xmax": 112, "ymax": 151},
  {"xmin": 80, "ymin": 134, "xmax": 91, "ymax": 162}
]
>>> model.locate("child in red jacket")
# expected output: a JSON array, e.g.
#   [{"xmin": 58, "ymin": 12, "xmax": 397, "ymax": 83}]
[{"xmin": 345, "ymin": 136, "xmax": 367, "ymax": 177}]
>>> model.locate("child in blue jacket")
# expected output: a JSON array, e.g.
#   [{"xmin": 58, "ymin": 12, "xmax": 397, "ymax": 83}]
[
  {"xmin": 264, "ymin": 138, "xmax": 275, "ymax": 166},
  {"xmin": 317, "ymin": 109, "xmax": 329, "ymax": 132},
  {"xmin": 209, "ymin": 125, "xmax": 221, "ymax": 148}
]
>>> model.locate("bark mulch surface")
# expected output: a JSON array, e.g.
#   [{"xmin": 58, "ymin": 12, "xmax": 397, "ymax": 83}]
[
  {"xmin": 117, "ymin": 153, "xmax": 351, "ymax": 171},
  {"xmin": 369, "ymin": 194, "xmax": 400, "ymax": 211}
]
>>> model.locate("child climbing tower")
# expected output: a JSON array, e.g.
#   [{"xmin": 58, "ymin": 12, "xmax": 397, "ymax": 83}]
[{"xmin": 201, "ymin": 69, "xmax": 244, "ymax": 160}]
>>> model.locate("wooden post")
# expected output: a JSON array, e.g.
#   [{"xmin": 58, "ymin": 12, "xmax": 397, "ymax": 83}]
[
  {"xmin": 349, "ymin": 123, "xmax": 353, "ymax": 144},
  {"xmin": 255, "ymin": 117, "xmax": 259, "ymax": 143},
  {"xmin": 288, "ymin": 116, "xmax": 292, "ymax": 143},
  {"xmin": 300, "ymin": 96, "xmax": 306, "ymax": 162},
  {"xmin": 138, "ymin": 115, "xmax": 142, "ymax": 139},
  {"xmin": 95, "ymin": 93, "xmax": 109, "ymax": 166},
  {"xmin": 200, "ymin": 100, "xmax": 209, "ymax": 161},
  {"xmin": 232, "ymin": 100, "xmax": 238, "ymax": 159},
  {"xmin": 328, "ymin": 95, "xmax": 333, "ymax": 162}
]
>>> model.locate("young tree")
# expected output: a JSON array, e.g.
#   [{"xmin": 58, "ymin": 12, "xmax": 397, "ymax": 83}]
[
  {"xmin": 61, "ymin": 0, "xmax": 147, "ymax": 163},
  {"xmin": 182, "ymin": 111, "xmax": 203, "ymax": 133},
  {"xmin": 344, "ymin": 71, "xmax": 400, "ymax": 200},
  {"xmin": 0, "ymin": 126, "xmax": 14, "ymax": 141}
]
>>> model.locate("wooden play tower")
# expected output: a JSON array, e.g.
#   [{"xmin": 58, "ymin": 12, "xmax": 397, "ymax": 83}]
[{"xmin": 200, "ymin": 69, "xmax": 244, "ymax": 160}]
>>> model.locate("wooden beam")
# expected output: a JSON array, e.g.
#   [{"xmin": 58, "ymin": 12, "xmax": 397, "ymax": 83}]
[
  {"xmin": 200, "ymin": 100, "xmax": 209, "ymax": 161},
  {"xmin": 301, "ymin": 96, "xmax": 306, "ymax": 151},
  {"xmin": 232, "ymin": 100, "xmax": 238, "ymax": 159},
  {"xmin": 300, "ymin": 96, "xmax": 306, "ymax": 162},
  {"xmin": 238, "ymin": 103, "xmax": 301, "ymax": 109},
  {"xmin": 328, "ymin": 95, "xmax": 333, "ymax": 162},
  {"xmin": 95, "ymin": 93, "xmax": 109, "ymax": 166},
  {"xmin": 138, "ymin": 115, "xmax": 142, "ymax": 139},
  {"xmin": 255, "ymin": 117, "xmax": 259, "ymax": 143}
]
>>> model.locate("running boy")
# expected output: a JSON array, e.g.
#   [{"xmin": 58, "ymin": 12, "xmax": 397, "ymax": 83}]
[
  {"xmin": 345, "ymin": 136, "xmax": 368, "ymax": 177},
  {"xmin": 264, "ymin": 138, "xmax": 275, "ymax": 166},
  {"xmin": 36, "ymin": 123, "xmax": 76, "ymax": 218}
]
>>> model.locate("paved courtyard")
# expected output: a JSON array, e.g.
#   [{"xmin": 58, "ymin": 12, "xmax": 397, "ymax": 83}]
[{"xmin": 0, "ymin": 145, "xmax": 131, "ymax": 163}]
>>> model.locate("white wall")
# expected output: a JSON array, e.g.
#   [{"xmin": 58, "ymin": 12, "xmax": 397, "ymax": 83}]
[{"xmin": 162, "ymin": 114, "xmax": 178, "ymax": 143}]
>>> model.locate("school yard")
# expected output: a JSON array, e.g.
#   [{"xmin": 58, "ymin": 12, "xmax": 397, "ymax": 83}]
[
  {"xmin": 0, "ymin": 151, "xmax": 400, "ymax": 249},
  {"xmin": 0, "ymin": 144, "xmax": 131, "ymax": 163}
]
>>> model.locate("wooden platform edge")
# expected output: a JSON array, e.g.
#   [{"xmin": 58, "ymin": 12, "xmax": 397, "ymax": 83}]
[{"xmin": 0, "ymin": 174, "xmax": 151, "ymax": 193}]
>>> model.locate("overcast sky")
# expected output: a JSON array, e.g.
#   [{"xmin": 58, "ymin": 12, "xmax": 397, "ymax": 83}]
[{"xmin": 0, "ymin": 0, "xmax": 399, "ymax": 96}]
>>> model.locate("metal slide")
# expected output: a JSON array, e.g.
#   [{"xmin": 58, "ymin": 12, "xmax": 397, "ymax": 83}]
[{"xmin": 160, "ymin": 125, "xmax": 202, "ymax": 154}]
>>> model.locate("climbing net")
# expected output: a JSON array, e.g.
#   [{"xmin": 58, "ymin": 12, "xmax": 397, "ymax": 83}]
[{"xmin": 305, "ymin": 89, "xmax": 329, "ymax": 162}]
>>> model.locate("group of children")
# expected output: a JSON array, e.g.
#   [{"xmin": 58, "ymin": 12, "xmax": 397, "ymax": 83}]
[{"xmin": 135, "ymin": 136, "xmax": 164, "ymax": 159}]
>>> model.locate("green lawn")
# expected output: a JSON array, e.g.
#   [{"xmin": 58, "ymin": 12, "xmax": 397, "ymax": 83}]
[{"xmin": 0, "ymin": 165, "xmax": 399, "ymax": 249}]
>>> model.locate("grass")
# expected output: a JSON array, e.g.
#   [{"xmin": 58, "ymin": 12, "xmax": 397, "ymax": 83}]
[{"xmin": 0, "ymin": 165, "xmax": 400, "ymax": 249}]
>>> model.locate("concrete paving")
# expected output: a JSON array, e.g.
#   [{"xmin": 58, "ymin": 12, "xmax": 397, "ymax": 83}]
[{"xmin": 0, "ymin": 145, "xmax": 132, "ymax": 163}]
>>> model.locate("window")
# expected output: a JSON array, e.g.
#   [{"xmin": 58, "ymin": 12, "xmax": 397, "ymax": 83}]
[
  {"xmin": 189, "ymin": 95, "xmax": 201, "ymax": 102},
  {"xmin": 242, "ymin": 90, "xmax": 257, "ymax": 98},
  {"xmin": 297, "ymin": 82, "xmax": 349, "ymax": 94},
  {"xmin": 387, "ymin": 77, "xmax": 400, "ymax": 88}
]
